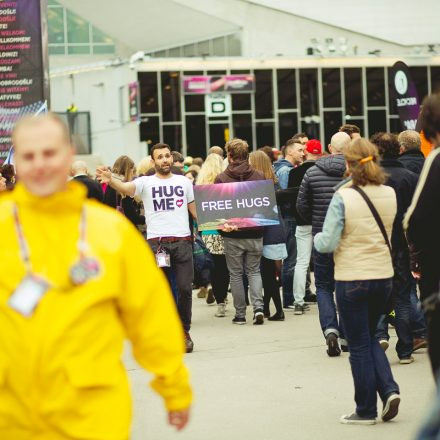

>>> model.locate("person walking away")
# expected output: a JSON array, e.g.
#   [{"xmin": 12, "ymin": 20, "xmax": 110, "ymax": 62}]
[
  {"xmin": 273, "ymin": 139, "xmax": 305, "ymax": 308},
  {"xmin": 0, "ymin": 114, "xmax": 192, "ymax": 439},
  {"xmin": 197, "ymin": 153, "xmax": 230, "ymax": 316},
  {"xmin": 315, "ymin": 138, "xmax": 400, "ymax": 425},
  {"xmin": 404, "ymin": 93, "xmax": 440, "ymax": 377},
  {"xmin": 97, "ymin": 143, "xmax": 197, "ymax": 353},
  {"xmin": 71, "ymin": 160, "xmax": 104, "ymax": 202},
  {"xmin": 215, "ymin": 138, "xmax": 266, "ymax": 325},
  {"xmin": 398, "ymin": 130, "xmax": 425, "ymax": 175},
  {"xmin": 249, "ymin": 151, "xmax": 287, "ymax": 321},
  {"xmin": 288, "ymin": 139, "xmax": 322, "ymax": 314},
  {"xmin": 371, "ymin": 132, "xmax": 424, "ymax": 363},
  {"xmin": 297, "ymin": 132, "xmax": 351, "ymax": 356}
]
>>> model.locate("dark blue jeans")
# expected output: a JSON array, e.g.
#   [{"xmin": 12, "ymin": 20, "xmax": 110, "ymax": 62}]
[
  {"xmin": 282, "ymin": 219, "xmax": 297, "ymax": 307},
  {"xmin": 336, "ymin": 278, "xmax": 399, "ymax": 418},
  {"xmin": 411, "ymin": 280, "xmax": 427, "ymax": 338},
  {"xmin": 313, "ymin": 249, "xmax": 344, "ymax": 339}
]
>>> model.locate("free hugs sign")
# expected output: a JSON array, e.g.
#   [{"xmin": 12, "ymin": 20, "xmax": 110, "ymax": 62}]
[{"xmin": 194, "ymin": 180, "xmax": 280, "ymax": 231}]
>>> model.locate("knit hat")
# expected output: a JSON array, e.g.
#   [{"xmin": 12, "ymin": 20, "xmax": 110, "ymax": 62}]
[{"xmin": 306, "ymin": 139, "xmax": 322, "ymax": 155}]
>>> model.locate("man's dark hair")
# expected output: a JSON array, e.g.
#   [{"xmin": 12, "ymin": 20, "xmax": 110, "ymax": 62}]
[
  {"xmin": 420, "ymin": 93, "xmax": 440, "ymax": 142},
  {"xmin": 258, "ymin": 146, "xmax": 275, "ymax": 163},
  {"xmin": 370, "ymin": 132, "xmax": 400, "ymax": 159},
  {"xmin": 171, "ymin": 151, "xmax": 184, "ymax": 163},
  {"xmin": 150, "ymin": 143, "xmax": 171, "ymax": 159},
  {"xmin": 339, "ymin": 124, "xmax": 361, "ymax": 138}
]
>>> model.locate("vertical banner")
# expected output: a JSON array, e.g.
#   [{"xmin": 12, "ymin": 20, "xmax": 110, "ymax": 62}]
[
  {"xmin": 0, "ymin": 0, "xmax": 50, "ymax": 164},
  {"xmin": 390, "ymin": 61, "xmax": 420, "ymax": 131},
  {"xmin": 128, "ymin": 81, "xmax": 140, "ymax": 122}
]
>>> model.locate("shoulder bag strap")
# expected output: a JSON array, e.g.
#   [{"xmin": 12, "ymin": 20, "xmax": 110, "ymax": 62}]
[{"xmin": 351, "ymin": 186, "xmax": 392, "ymax": 256}]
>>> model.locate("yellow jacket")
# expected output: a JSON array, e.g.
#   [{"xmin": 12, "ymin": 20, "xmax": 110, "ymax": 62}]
[{"xmin": 0, "ymin": 182, "xmax": 192, "ymax": 440}]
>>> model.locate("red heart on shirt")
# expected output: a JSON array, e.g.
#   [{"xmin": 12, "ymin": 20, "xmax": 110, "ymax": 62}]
[{"xmin": 176, "ymin": 199, "xmax": 184, "ymax": 208}]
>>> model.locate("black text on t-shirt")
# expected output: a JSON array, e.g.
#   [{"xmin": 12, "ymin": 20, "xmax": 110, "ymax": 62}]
[{"xmin": 152, "ymin": 185, "xmax": 185, "ymax": 211}]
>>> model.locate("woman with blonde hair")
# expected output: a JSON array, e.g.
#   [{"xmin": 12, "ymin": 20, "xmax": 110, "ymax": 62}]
[
  {"xmin": 136, "ymin": 156, "xmax": 153, "ymax": 176},
  {"xmin": 196, "ymin": 153, "xmax": 230, "ymax": 314},
  {"xmin": 314, "ymin": 138, "xmax": 400, "ymax": 425},
  {"xmin": 249, "ymin": 150, "xmax": 287, "ymax": 321}
]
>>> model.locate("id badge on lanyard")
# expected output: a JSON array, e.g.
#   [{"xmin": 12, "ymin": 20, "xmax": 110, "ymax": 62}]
[{"xmin": 155, "ymin": 244, "xmax": 171, "ymax": 268}]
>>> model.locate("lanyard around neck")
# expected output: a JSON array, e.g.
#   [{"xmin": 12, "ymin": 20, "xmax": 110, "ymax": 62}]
[{"xmin": 13, "ymin": 204, "xmax": 88, "ymax": 274}]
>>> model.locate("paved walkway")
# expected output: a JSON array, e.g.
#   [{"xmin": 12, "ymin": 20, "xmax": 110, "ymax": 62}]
[{"xmin": 127, "ymin": 295, "xmax": 434, "ymax": 440}]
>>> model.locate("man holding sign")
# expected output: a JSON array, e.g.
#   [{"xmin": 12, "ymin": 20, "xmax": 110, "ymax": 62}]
[{"xmin": 214, "ymin": 138, "xmax": 266, "ymax": 325}]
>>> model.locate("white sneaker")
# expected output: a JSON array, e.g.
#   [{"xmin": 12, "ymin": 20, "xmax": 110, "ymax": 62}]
[
  {"xmin": 215, "ymin": 303, "xmax": 226, "ymax": 317},
  {"xmin": 340, "ymin": 413, "xmax": 376, "ymax": 425}
]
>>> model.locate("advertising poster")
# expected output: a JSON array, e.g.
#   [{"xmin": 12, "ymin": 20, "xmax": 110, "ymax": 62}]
[
  {"xmin": 183, "ymin": 74, "xmax": 255, "ymax": 94},
  {"xmin": 194, "ymin": 180, "xmax": 280, "ymax": 231},
  {"xmin": 128, "ymin": 81, "xmax": 140, "ymax": 122},
  {"xmin": 390, "ymin": 61, "xmax": 420, "ymax": 131},
  {"xmin": 0, "ymin": 0, "xmax": 49, "ymax": 164}
]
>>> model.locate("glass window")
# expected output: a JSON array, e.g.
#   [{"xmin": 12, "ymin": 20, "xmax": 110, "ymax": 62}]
[
  {"xmin": 66, "ymin": 10, "xmax": 89, "ymax": 44},
  {"xmin": 48, "ymin": 7, "xmax": 65, "ymax": 44},
  {"xmin": 278, "ymin": 112, "xmax": 298, "ymax": 146},
  {"xmin": 48, "ymin": 0, "xmax": 60, "ymax": 4},
  {"xmin": 185, "ymin": 95, "xmax": 204, "ymax": 112},
  {"xmin": 207, "ymin": 70, "xmax": 227, "ymax": 75},
  {"xmin": 227, "ymin": 34, "xmax": 241, "ymax": 56},
  {"xmin": 256, "ymin": 122, "xmax": 274, "ymax": 148},
  {"xmin": 183, "ymin": 44, "xmax": 195, "ymax": 57},
  {"xmin": 322, "ymin": 69, "xmax": 341, "ymax": 108},
  {"xmin": 324, "ymin": 111, "xmax": 343, "ymax": 148},
  {"xmin": 197, "ymin": 40, "xmax": 210, "ymax": 56},
  {"xmin": 163, "ymin": 125, "xmax": 182, "ymax": 151},
  {"xmin": 255, "ymin": 70, "xmax": 273, "ymax": 119},
  {"xmin": 277, "ymin": 69, "xmax": 296, "ymax": 109},
  {"xmin": 67, "ymin": 45, "xmax": 90, "ymax": 55},
  {"xmin": 209, "ymin": 124, "xmax": 229, "ymax": 148},
  {"xmin": 161, "ymin": 72, "xmax": 181, "ymax": 122},
  {"xmin": 92, "ymin": 45, "xmax": 115, "ymax": 55},
  {"xmin": 92, "ymin": 26, "xmax": 113, "ymax": 44},
  {"xmin": 344, "ymin": 68, "xmax": 363, "ymax": 116},
  {"xmin": 169, "ymin": 47, "xmax": 181, "ymax": 57},
  {"xmin": 387, "ymin": 67, "xmax": 398, "ymax": 116},
  {"xmin": 301, "ymin": 121, "xmax": 320, "ymax": 141},
  {"xmin": 233, "ymin": 114, "xmax": 252, "ymax": 145},
  {"xmin": 431, "ymin": 66, "xmax": 440, "ymax": 93},
  {"xmin": 366, "ymin": 67, "xmax": 385, "ymax": 106},
  {"xmin": 368, "ymin": 110, "xmax": 386, "ymax": 137},
  {"xmin": 49, "ymin": 46, "xmax": 65, "ymax": 55},
  {"xmin": 213, "ymin": 37, "xmax": 226, "ymax": 56},
  {"xmin": 186, "ymin": 116, "xmax": 207, "ymax": 157},
  {"xmin": 140, "ymin": 116, "xmax": 160, "ymax": 145},
  {"xmin": 409, "ymin": 66, "xmax": 428, "ymax": 103},
  {"xmin": 232, "ymin": 94, "xmax": 251, "ymax": 111},
  {"xmin": 139, "ymin": 72, "xmax": 158, "ymax": 114},
  {"xmin": 300, "ymin": 69, "xmax": 318, "ymax": 117}
]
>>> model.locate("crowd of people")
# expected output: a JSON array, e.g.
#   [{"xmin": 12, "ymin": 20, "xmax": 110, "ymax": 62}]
[{"xmin": 1, "ymin": 92, "xmax": 440, "ymax": 437}]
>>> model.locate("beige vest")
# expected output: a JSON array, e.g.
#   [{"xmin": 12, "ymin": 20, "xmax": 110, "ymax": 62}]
[{"xmin": 334, "ymin": 184, "xmax": 397, "ymax": 281}]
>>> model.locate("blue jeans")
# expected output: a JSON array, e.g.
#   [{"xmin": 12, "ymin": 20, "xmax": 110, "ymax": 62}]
[
  {"xmin": 313, "ymin": 249, "xmax": 343, "ymax": 339},
  {"xmin": 336, "ymin": 279, "xmax": 399, "ymax": 418},
  {"xmin": 282, "ymin": 219, "xmax": 297, "ymax": 307}
]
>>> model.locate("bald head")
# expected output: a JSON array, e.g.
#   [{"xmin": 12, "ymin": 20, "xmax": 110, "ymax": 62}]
[
  {"xmin": 208, "ymin": 146, "xmax": 224, "ymax": 158},
  {"xmin": 71, "ymin": 160, "xmax": 88, "ymax": 177},
  {"xmin": 330, "ymin": 132, "xmax": 351, "ymax": 154}
]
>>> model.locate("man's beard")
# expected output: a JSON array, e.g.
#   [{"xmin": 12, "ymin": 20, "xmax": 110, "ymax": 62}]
[{"xmin": 155, "ymin": 163, "xmax": 171, "ymax": 175}]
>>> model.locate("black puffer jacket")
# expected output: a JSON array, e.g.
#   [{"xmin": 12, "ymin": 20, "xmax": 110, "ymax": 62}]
[
  {"xmin": 399, "ymin": 149, "xmax": 425, "ymax": 176},
  {"xmin": 296, "ymin": 154, "xmax": 346, "ymax": 235}
]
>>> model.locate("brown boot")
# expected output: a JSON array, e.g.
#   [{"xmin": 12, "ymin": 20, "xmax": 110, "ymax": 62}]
[
  {"xmin": 197, "ymin": 287, "xmax": 207, "ymax": 298},
  {"xmin": 413, "ymin": 337, "xmax": 428, "ymax": 352},
  {"xmin": 184, "ymin": 332, "xmax": 194, "ymax": 353}
]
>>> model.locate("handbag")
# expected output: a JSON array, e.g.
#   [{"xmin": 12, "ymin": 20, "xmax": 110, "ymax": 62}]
[
  {"xmin": 202, "ymin": 233, "xmax": 225, "ymax": 255},
  {"xmin": 193, "ymin": 235, "xmax": 214, "ymax": 274},
  {"xmin": 351, "ymin": 186, "xmax": 392, "ymax": 256}
]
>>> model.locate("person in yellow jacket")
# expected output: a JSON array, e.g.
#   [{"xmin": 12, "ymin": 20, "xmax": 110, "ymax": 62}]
[{"xmin": 0, "ymin": 113, "xmax": 192, "ymax": 439}]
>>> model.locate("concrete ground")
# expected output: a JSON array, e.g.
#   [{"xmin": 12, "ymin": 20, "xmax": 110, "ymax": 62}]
[{"xmin": 126, "ymin": 295, "xmax": 434, "ymax": 440}]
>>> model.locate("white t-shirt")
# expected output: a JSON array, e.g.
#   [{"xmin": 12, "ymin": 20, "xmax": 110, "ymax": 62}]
[{"xmin": 134, "ymin": 174, "xmax": 194, "ymax": 239}]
